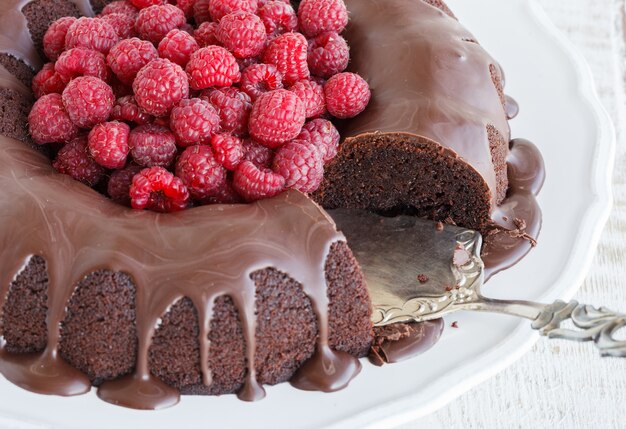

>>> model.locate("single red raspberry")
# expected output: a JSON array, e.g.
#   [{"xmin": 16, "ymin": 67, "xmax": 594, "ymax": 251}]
[
  {"xmin": 324, "ymin": 72, "xmax": 371, "ymax": 119},
  {"xmin": 307, "ymin": 31, "xmax": 349, "ymax": 78},
  {"xmin": 101, "ymin": 13, "xmax": 137, "ymax": 39},
  {"xmin": 209, "ymin": 0, "xmax": 258, "ymax": 22},
  {"xmin": 297, "ymin": 118, "xmax": 339, "ymax": 162},
  {"xmin": 65, "ymin": 17, "xmax": 120, "ymax": 55},
  {"xmin": 55, "ymin": 47, "xmax": 110, "ymax": 83},
  {"xmin": 289, "ymin": 79, "xmax": 325, "ymax": 118},
  {"xmin": 175, "ymin": 145, "xmax": 227, "ymax": 200},
  {"xmin": 62, "ymin": 76, "xmax": 115, "ymax": 128},
  {"xmin": 242, "ymin": 138, "xmax": 273, "ymax": 167},
  {"xmin": 107, "ymin": 164, "xmax": 143, "ymax": 205},
  {"xmin": 130, "ymin": 166, "xmax": 190, "ymax": 212},
  {"xmin": 262, "ymin": 32, "xmax": 309, "ymax": 85},
  {"xmin": 111, "ymin": 95, "xmax": 153, "ymax": 125},
  {"xmin": 174, "ymin": 0, "xmax": 196, "ymax": 18},
  {"xmin": 240, "ymin": 63, "xmax": 283, "ymax": 101},
  {"xmin": 233, "ymin": 160, "xmax": 285, "ymax": 201},
  {"xmin": 53, "ymin": 135, "xmax": 105, "ymax": 186},
  {"xmin": 169, "ymin": 98, "xmax": 220, "ymax": 146},
  {"xmin": 297, "ymin": 0, "xmax": 348, "ymax": 38},
  {"xmin": 186, "ymin": 46, "xmax": 240, "ymax": 89},
  {"xmin": 193, "ymin": 0, "xmax": 212, "ymax": 24},
  {"xmin": 107, "ymin": 37, "xmax": 159, "ymax": 85},
  {"xmin": 28, "ymin": 93, "xmax": 78, "ymax": 144},
  {"xmin": 204, "ymin": 180, "xmax": 243, "ymax": 204},
  {"xmin": 133, "ymin": 58, "xmax": 189, "ymax": 116},
  {"xmin": 135, "ymin": 4, "xmax": 186, "ymax": 44},
  {"xmin": 43, "ymin": 16, "xmax": 76, "ymax": 61},
  {"xmin": 129, "ymin": 0, "xmax": 166, "ymax": 9},
  {"xmin": 32, "ymin": 63, "xmax": 66, "ymax": 98},
  {"xmin": 102, "ymin": 1, "xmax": 139, "ymax": 18},
  {"xmin": 193, "ymin": 21, "xmax": 219, "ymax": 47},
  {"xmin": 211, "ymin": 133, "xmax": 244, "ymax": 170},
  {"xmin": 128, "ymin": 124, "xmax": 177, "ymax": 167},
  {"xmin": 249, "ymin": 89, "xmax": 306, "ymax": 148},
  {"xmin": 258, "ymin": 1, "xmax": 297, "ymax": 37},
  {"xmin": 272, "ymin": 139, "xmax": 323, "ymax": 192},
  {"xmin": 88, "ymin": 121, "xmax": 130, "ymax": 169},
  {"xmin": 158, "ymin": 29, "xmax": 199, "ymax": 67},
  {"xmin": 216, "ymin": 12, "xmax": 266, "ymax": 59},
  {"xmin": 203, "ymin": 87, "xmax": 252, "ymax": 136}
]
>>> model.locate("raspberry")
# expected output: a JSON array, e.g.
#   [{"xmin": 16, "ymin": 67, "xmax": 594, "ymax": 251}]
[
  {"xmin": 203, "ymin": 87, "xmax": 252, "ymax": 136},
  {"xmin": 129, "ymin": 0, "xmax": 166, "ymax": 9},
  {"xmin": 62, "ymin": 76, "xmax": 115, "ymax": 128},
  {"xmin": 258, "ymin": 1, "xmax": 297, "ymax": 37},
  {"xmin": 158, "ymin": 29, "xmax": 199, "ymax": 67},
  {"xmin": 175, "ymin": 145, "xmax": 227, "ymax": 200},
  {"xmin": 193, "ymin": 0, "xmax": 212, "ymax": 24},
  {"xmin": 174, "ymin": 0, "xmax": 196, "ymax": 18},
  {"xmin": 53, "ymin": 135, "xmax": 105, "ymax": 186},
  {"xmin": 107, "ymin": 38, "xmax": 159, "ymax": 85},
  {"xmin": 297, "ymin": 0, "xmax": 348, "ymax": 38},
  {"xmin": 135, "ymin": 4, "xmax": 186, "ymax": 44},
  {"xmin": 324, "ymin": 72, "xmax": 371, "ymax": 119},
  {"xmin": 130, "ymin": 166, "xmax": 190, "ymax": 212},
  {"xmin": 209, "ymin": 0, "xmax": 258, "ymax": 22},
  {"xmin": 101, "ymin": 13, "xmax": 137, "ymax": 39},
  {"xmin": 28, "ymin": 93, "xmax": 78, "ymax": 144},
  {"xmin": 111, "ymin": 95, "xmax": 153, "ymax": 124},
  {"xmin": 193, "ymin": 22, "xmax": 219, "ymax": 47},
  {"xmin": 307, "ymin": 31, "xmax": 349, "ymax": 78},
  {"xmin": 65, "ymin": 17, "xmax": 120, "ymax": 55},
  {"xmin": 107, "ymin": 165, "xmax": 143, "ymax": 205},
  {"xmin": 55, "ymin": 48, "xmax": 110, "ymax": 83},
  {"xmin": 240, "ymin": 63, "xmax": 283, "ymax": 101},
  {"xmin": 169, "ymin": 98, "xmax": 220, "ymax": 146},
  {"xmin": 242, "ymin": 138, "xmax": 273, "ymax": 167},
  {"xmin": 186, "ymin": 46, "xmax": 240, "ymax": 90},
  {"xmin": 204, "ymin": 180, "xmax": 243, "ymax": 204},
  {"xmin": 32, "ymin": 63, "xmax": 65, "ymax": 98},
  {"xmin": 262, "ymin": 32, "xmax": 309, "ymax": 85},
  {"xmin": 102, "ymin": 1, "xmax": 139, "ymax": 18},
  {"xmin": 297, "ymin": 118, "xmax": 339, "ymax": 162},
  {"xmin": 128, "ymin": 124, "xmax": 177, "ymax": 167},
  {"xmin": 289, "ymin": 79, "xmax": 325, "ymax": 118},
  {"xmin": 88, "ymin": 121, "xmax": 130, "ymax": 169},
  {"xmin": 216, "ymin": 12, "xmax": 266, "ymax": 59},
  {"xmin": 211, "ymin": 133, "xmax": 244, "ymax": 170},
  {"xmin": 43, "ymin": 16, "xmax": 76, "ymax": 61},
  {"xmin": 272, "ymin": 139, "xmax": 323, "ymax": 192},
  {"xmin": 133, "ymin": 58, "xmax": 189, "ymax": 116},
  {"xmin": 233, "ymin": 160, "xmax": 285, "ymax": 201},
  {"xmin": 249, "ymin": 89, "xmax": 306, "ymax": 148}
]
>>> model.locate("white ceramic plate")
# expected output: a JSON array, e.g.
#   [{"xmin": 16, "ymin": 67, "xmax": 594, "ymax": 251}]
[{"xmin": 0, "ymin": 0, "xmax": 615, "ymax": 428}]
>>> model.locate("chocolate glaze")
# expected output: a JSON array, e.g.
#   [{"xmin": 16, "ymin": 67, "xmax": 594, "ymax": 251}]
[
  {"xmin": 369, "ymin": 320, "xmax": 445, "ymax": 366},
  {"xmin": 340, "ymin": 0, "xmax": 544, "ymax": 277}
]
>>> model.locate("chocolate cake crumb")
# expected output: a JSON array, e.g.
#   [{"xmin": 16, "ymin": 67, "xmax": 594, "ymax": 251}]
[
  {"xmin": 417, "ymin": 274, "xmax": 429, "ymax": 284},
  {"xmin": 513, "ymin": 218, "xmax": 527, "ymax": 230},
  {"xmin": 0, "ymin": 88, "xmax": 33, "ymax": 145},
  {"xmin": 0, "ymin": 53, "xmax": 34, "ymax": 88},
  {"xmin": 451, "ymin": 321, "xmax": 459, "ymax": 328},
  {"xmin": 22, "ymin": 0, "xmax": 81, "ymax": 59},
  {"xmin": 435, "ymin": 221, "xmax": 444, "ymax": 231}
]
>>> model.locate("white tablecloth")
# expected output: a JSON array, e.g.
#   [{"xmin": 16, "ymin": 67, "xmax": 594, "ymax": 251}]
[{"xmin": 401, "ymin": 1, "xmax": 626, "ymax": 427}]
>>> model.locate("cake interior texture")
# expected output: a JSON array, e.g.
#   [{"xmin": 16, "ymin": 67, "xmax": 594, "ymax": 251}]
[{"xmin": 0, "ymin": 0, "xmax": 543, "ymax": 408}]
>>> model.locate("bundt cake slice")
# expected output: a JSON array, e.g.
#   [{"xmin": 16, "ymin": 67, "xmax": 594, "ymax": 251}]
[{"xmin": 314, "ymin": 0, "xmax": 510, "ymax": 233}]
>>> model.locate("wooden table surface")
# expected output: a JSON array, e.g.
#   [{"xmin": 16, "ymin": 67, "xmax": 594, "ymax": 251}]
[{"xmin": 401, "ymin": 1, "xmax": 626, "ymax": 427}]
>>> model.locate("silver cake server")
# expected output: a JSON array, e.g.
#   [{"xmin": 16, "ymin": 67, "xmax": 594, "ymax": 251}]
[{"xmin": 328, "ymin": 209, "xmax": 626, "ymax": 357}]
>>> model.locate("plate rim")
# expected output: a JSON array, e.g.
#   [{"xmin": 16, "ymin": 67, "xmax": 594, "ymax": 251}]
[{"xmin": 326, "ymin": 1, "xmax": 616, "ymax": 428}]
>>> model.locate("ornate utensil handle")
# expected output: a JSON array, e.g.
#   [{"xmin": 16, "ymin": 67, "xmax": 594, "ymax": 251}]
[{"xmin": 530, "ymin": 300, "xmax": 626, "ymax": 357}]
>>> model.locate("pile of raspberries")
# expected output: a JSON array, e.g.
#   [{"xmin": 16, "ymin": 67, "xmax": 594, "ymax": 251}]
[{"xmin": 27, "ymin": 0, "xmax": 371, "ymax": 212}]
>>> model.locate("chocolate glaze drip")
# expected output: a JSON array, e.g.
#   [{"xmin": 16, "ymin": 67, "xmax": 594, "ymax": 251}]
[{"xmin": 505, "ymin": 95, "xmax": 520, "ymax": 120}]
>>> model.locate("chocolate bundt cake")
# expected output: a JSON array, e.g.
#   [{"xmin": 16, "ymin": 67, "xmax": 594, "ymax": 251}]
[{"xmin": 0, "ymin": 0, "xmax": 544, "ymax": 410}]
